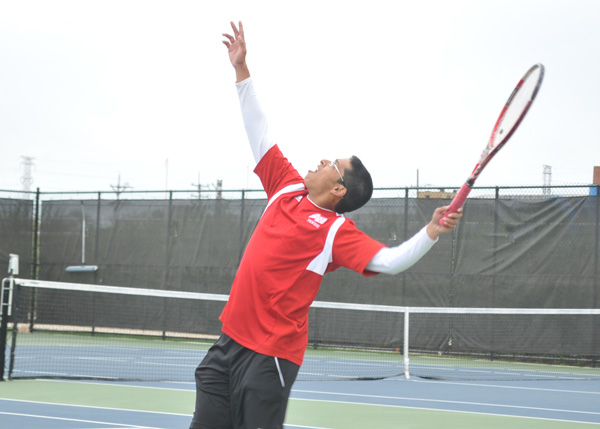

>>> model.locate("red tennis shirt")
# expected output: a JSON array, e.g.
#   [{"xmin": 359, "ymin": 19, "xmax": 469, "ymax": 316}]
[{"xmin": 219, "ymin": 145, "xmax": 386, "ymax": 366}]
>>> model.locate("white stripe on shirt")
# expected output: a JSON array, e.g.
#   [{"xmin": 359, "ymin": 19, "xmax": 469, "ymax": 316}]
[
  {"xmin": 263, "ymin": 183, "xmax": 306, "ymax": 215},
  {"xmin": 306, "ymin": 217, "xmax": 346, "ymax": 275}
]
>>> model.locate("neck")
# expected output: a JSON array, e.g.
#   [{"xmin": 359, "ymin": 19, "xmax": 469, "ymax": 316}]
[
  {"xmin": 308, "ymin": 193, "xmax": 337, "ymax": 212},
  {"xmin": 307, "ymin": 195, "xmax": 337, "ymax": 212}
]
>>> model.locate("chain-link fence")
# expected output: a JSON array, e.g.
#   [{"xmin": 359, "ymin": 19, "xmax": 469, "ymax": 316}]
[{"xmin": 1, "ymin": 185, "xmax": 599, "ymax": 309}]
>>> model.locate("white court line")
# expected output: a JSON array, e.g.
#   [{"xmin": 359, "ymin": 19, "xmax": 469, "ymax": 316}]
[
  {"xmin": 38, "ymin": 378, "xmax": 194, "ymax": 392},
  {"xmin": 0, "ymin": 398, "xmax": 190, "ymax": 417},
  {"xmin": 23, "ymin": 379, "xmax": 600, "ymax": 425},
  {"xmin": 292, "ymin": 390, "xmax": 600, "ymax": 417},
  {"xmin": 283, "ymin": 424, "xmax": 330, "ymax": 429},
  {"xmin": 289, "ymin": 397, "xmax": 600, "ymax": 426},
  {"xmin": 0, "ymin": 394, "xmax": 330, "ymax": 429},
  {"xmin": 0, "ymin": 411, "xmax": 160, "ymax": 428},
  {"xmin": 0, "ymin": 399, "xmax": 331, "ymax": 429},
  {"xmin": 409, "ymin": 378, "xmax": 600, "ymax": 395},
  {"xmin": 38, "ymin": 377, "xmax": 600, "ymax": 397}
]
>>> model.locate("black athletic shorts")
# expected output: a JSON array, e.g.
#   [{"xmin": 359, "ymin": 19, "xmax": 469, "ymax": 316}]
[{"xmin": 189, "ymin": 333, "xmax": 300, "ymax": 429}]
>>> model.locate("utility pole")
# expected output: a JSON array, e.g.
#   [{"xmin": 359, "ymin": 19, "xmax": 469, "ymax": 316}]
[
  {"xmin": 216, "ymin": 179, "xmax": 223, "ymax": 200},
  {"xmin": 20, "ymin": 156, "xmax": 35, "ymax": 196},
  {"xmin": 192, "ymin": 173, "xmax": 223, "ymax": 200},
  {"xmin": 543, "ymin": 165, "xmax": 552, "ymax": 196},
  {"xmin": 110, "ymin": 174, "xmax": 132, "ymax": 199},
  {"xmin": 192, "ymin": 172, "xmax": 203, "ymax": 199}
]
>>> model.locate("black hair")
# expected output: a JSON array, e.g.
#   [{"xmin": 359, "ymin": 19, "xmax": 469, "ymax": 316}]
[{"xmin": 334, "ymin": 156, "xmax": 373, "ymax": 214}]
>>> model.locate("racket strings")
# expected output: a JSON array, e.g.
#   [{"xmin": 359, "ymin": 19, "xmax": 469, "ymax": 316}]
[{"xmin": 493, "ymin": 66, "xmax": 543, "ymax": 146}]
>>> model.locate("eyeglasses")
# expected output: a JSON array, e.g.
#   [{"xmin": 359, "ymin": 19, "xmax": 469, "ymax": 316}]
[{"xmin": 330, "ymin": 160, "xmax": 345, "ymax": 187}]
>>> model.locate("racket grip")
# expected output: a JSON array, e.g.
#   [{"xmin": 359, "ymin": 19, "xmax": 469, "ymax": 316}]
[{"xmin": 439, "ymin": 183, "xmax": 471, "ymax": 226}]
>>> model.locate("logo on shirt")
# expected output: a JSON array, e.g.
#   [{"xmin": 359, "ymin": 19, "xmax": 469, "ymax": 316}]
[{"xmin": 307, "ymin": 213, "xmax": 328, "ymax": 228}]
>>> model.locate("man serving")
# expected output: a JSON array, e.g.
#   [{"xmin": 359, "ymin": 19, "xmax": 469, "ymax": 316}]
[{"xmin": 189, "ymin": 21, "xmax": 462, "ymax": 429}]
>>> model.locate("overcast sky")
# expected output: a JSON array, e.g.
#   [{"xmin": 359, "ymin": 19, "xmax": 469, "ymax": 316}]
[{"xmin": 1, "ymin": 0, "xmax": 599, "ymax": 194}]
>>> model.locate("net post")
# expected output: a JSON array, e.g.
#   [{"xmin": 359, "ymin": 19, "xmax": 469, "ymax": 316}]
[
  {"xmin": 7, "ymin": 280, "xmax": 19, "ymax": 379},
  {"xmin": 0, "ymin": 279, "xmax": 6, "ymax": 381},
  {"xmin": 0, "ymin": 277, "xmax": 12, "ymax": 381},
  {"xmin": 94, "ymin": 192, "xmax": 101, "ymax": 268},
  {"xmin": 403, "ymin": 309, "xmax": 410, "ymax": 380},
  {"xmin": 31, "ymin": 188, "xmax": 40, "ymax": 280},
  {"xmin": 594, "ymin": 184, "xmax": 599, "ymax": 308}
]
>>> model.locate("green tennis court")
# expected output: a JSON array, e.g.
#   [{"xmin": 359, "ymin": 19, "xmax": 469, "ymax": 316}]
[
  {"xmin": 1, "ymin": 377, "xmax": 600, "ymax": 428},
  {"xmin": 2, "ymin": 279, "xmax": 600, "ymax": 427}
]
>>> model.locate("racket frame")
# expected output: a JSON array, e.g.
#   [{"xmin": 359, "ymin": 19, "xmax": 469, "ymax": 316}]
[{"xmin": 440, "ymin": 63, "xmax": 545, "ymax": 225}]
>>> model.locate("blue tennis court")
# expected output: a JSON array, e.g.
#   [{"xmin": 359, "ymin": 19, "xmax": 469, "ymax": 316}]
[
  {"xmin": 1, "ymin": 377, "xmax": 599, "ymax": 428},
  {"xmin": 8, "ymin": 337, "xmax": 600, "ymax": 383}
]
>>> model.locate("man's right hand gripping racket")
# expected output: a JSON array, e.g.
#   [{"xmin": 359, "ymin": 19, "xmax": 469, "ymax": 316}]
[{"xmin": 440, "ymin": 63, "xmax": 545, "ymax": 226}]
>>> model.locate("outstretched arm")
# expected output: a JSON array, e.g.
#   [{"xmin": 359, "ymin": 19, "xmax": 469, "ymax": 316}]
[
  {"xmin": 222, "ymin": 21, "xmax": 250, "ymax": 82},
  {"xmin": 223, "ymin": 21, "xmax": 274, "ymax": 163},
  {"xmin": 366, "ymin": 206, "xmax": 462, "ymax": 275}
]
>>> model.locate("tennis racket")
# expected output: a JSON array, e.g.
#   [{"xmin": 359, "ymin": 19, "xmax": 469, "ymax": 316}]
[{"xmin": 440, "ymin": 63, "xmax": 545, "ymax": 226}]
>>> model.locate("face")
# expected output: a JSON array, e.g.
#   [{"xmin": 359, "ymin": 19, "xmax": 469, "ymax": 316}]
[{"xmin": 305, "ymin": 158, "xmax": 352, "ymax": 193}]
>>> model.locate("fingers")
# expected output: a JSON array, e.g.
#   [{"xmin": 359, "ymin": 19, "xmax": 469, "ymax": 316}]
[
  {"xmin": 439, "ymin": 217, "xmax": 457, "ymax": 231},
  {"xmin": 222, "ymin": 32, "xmax": 234, "ymax": 47},
  {"xmin": 223, "ymin": 21, "xmax": 244, "ymax": 47},
  {"xmin": 427, "ymin": 206, "xmax": 462, "ymax": 239},
  {"xmin": 436, "ymin": 206, "xmax": 462, "ymax": 230},
  {"xmin": 443, "ymin": 216, "xmax": 459, "ymax": 228},
  {"xmin": 435, "ymin": 205, "xmax": 454, "ymax": 215},
  {"xmin": 451, "ymin": 207, "xmax": 464, "ymax": 218},
  {"xmin": 443, "ymin": 208, "xmax": 463, "ymax": 228},
  {"xmin": 230, "ymin": 21, "xmax": 243, "ymax": 38}
]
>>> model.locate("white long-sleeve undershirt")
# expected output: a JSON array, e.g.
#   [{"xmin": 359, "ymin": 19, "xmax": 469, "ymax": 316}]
[
  {"xmin": 365, "ymin": 227, "xmax": 437, "ymax": 275},
  {"xmin": 236, "ymin": 77, "xmax": 438, "ymax": 275},
  {"xmin": 236, "ymin": 77, "xmax": 275, "ymax": 163}
]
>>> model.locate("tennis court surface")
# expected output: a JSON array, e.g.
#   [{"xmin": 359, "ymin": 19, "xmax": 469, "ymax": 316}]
[
  {"xmin": 3, "ymin": 279, "xmax": 600, "ymax": 383},
  {"xmin": 2, "ymin": 279, "xmax": 599, "ymax": 426},
  {"xmin": 1, "ymin": 377, "xmax": 600, "ymax": 428}
]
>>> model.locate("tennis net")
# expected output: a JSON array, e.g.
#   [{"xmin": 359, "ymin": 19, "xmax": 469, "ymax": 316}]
[{"xmin": 1, "ymin": 278, "xmax": 599, "ymax": 382}]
